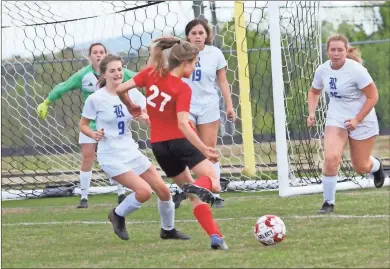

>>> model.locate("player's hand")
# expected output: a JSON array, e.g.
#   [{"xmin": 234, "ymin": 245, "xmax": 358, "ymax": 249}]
[
  {"xmin": 307, "ymin": 114, "xmax": 315, "ymax": 127},
  {"xmin": 202, "ymin": 147, "xmax": 219, "ymax": 163},
  {"xmin": 136, "ymin": 112, "xmax": 150, "ymax": 126},
  {"xmin": 92, "ymin": 128, "xmax": 104, "ymax": 141},
  {"xmin": 226, "ymin": 107, "xmax": 236, "ymax": 122},
  {"xmin": 127, "ymin": 104, "xmax": 142, "ymax": 117},
  {"xmin": 36, "ymin": 100, "xmax": 51, "ymax": 119},
  {"xmin": 344, "ymin": 118, "xmax": 359, "ymax": 131}
]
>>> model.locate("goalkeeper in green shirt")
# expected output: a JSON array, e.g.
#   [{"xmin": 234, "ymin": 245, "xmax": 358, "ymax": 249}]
[{"xmin": 36, "ymin": 43, "xmax": 137, "ymax": 208}]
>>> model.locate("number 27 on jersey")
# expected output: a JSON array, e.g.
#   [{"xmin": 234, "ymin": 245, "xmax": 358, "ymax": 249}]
[{"xmin": 146, "ymin": 85, "xmax": 172, "ymax": 112}]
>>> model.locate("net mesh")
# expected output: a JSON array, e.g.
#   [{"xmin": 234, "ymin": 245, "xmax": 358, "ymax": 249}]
[{"xmin": 2, "ymin": 1, "xmax": 376, "ymax": 199}]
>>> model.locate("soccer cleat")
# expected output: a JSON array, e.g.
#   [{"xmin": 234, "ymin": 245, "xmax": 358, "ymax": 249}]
[
  {"xmin": 210, "ymin": 234, "xmax": 228, "ymax": 250},
  {"xmin": 212, "ymin": 197, "xmax": 225, "ymax": 208},
  {"xmin": 108, "ymin": 208, "xmax": 129, "ymax": 240},
  {"xmin": 160, "ymin": 228, "xmax": 191, "ymax": 240},
  {"xmin": 317, "ymin": 201, "xmax": 334, "ymax": 214},
  {"xmin": 373, "ymin": 157, "xmax": 385, "ymax": 188},
  {"xmin": 76, "ymin": 198, "xmax": 88, "ymax": 209},
  {"xmin": 181, "ymin": 183, "xmax": 215, "ymax": 205},
  {"xmin": 173, "ymin": 190, "xmax": 188, "ymax": 209},
  {"xmin": 117, "ymin": 194, "xmax": 126, "ymax": 204}
]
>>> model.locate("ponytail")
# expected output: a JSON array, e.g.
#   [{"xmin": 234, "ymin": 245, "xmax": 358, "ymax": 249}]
[
  {"xmin": 347, "ymin": 46, "xmax": 363, "ymax": 64},
  {"xmin": 148, "ymin": 37, "xmax": 181, "ymax": 76}
]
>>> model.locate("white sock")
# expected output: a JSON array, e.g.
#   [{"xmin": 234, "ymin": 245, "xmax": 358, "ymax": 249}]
[
  {"xmin": 115, "ymin": 192, "xmax": 142, "ymax": 217},
  {"xmin": 80, "ymin": 171, "xmax": 92, "ymax": 200},
  {"xmin": 157, "ymin": 198, "xmax": 175, "ymax": 231},
  {"xmin": 212, "ymin": 161, "xmax": 221, "ymax": 180},
  {"xmin": 322, "ymin": 175, "xmax": 338, "ymax": 205},
  {"xmin": 117, "ymin": 184, "xmax": 126, "ymax": 196},
  {"xmin": 369, "ymin": 156, "xmax": 380, "ymax": 173},
  {"xmin": 212, "ymin": 162, "xmax": 221, "ymax": 197}
]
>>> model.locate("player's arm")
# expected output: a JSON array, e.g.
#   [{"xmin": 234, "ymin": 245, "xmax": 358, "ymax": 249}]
[
  {"xmin": 116, "ymin": 79, "xmax": 142, "ymax": 116},
  {"xmin": 177, "ymin": 87, "xmax": 218, "ymax": 161},
  {"xmin": 217, "ymin": 67, "xmax": 236, "ymax": 121},
  {"xmin": 307, "ymin": 65, "xmax": 323, "ymax": 127},
  {"xmin": 177, "ymin": 112, "xmax": 208, "ymax": 152},
  {"xmin": 352, "ymin": 65, "xmax": 378, "ymax": 123},
  {"xmin": 307, "ymin": 87, "xmax": 322, "ymax": 116},
  {"xmin": 36, "ymin": 69, "xmax": 84, "ymax": 119}
]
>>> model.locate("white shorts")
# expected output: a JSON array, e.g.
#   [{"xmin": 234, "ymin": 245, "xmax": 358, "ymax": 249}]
[
  {"xmin": 189, "ymin": 102, "xmax": 220, "ymax": 125},
  {"xmin": 100, "ymin": 155, "xmax": 151, "ymax": 184},
  {"xmin": 326, "ymin": 118, "xmax": 379, "ymax": 140},
  {"xmin": 79, "ymin": 132, "xmax": 97, "ymax": 144}
]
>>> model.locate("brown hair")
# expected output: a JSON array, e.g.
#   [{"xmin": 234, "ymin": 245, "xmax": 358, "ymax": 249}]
[
  {"xmin": 326, "ymin": 35, "xmax": 363, "ymax": 64},
  {"xmin": 185, "ymin": 19, "xmax": 212, "ymax": 45},
  {"xmin": 97, "ymin": 54, "xmax": 123, "ymax": 88},
  {"xmin": 88, "ymin": 42, "xmax": 107, "ymax": 56},
  {"xmin": 148, "ymin": 36, "xmax": 199, "ymax": 76}
]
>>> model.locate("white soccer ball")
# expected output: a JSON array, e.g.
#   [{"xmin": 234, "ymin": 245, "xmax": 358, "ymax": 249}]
[{"xmin": 253, "ymin": 215, "xmax": 286, "ymax": 246}]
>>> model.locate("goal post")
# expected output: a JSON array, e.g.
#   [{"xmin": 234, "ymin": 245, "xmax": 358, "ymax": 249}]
[
  {"xmin": 233, "ymin": 1, "xmax": 256, "ymax": 177},
  {"xmin": 268, "ymin": 1, "xmax": 290, "ymax": 197}
]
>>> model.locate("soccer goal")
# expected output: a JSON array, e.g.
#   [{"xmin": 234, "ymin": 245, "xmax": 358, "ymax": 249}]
[{"xmin": 1, "ymin": 1, "xmax": 388, "ymax": 200}]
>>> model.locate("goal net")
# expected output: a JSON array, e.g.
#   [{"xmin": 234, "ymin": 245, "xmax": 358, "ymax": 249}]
[{"xmin": 2, "ymin": 1, "xmax": 387, "ymax": 200}]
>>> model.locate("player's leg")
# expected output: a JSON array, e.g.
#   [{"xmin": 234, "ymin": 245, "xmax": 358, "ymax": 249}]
[
  {"xmin": 349, "ymin": 122, "xmax": 384, "ymax": 188},
  {"xmin": 197, "ymin": 116, "xmax": 225, "ymax": 208},
  {"xmin": 137, "ymin": 157, "xmax": 190, "ymax": 240},
  {"xmin": 152, "ymin": 140, "xmax": 215, "ymax": 205},
  {"xmin": 104, "ymin": 164, "xmax": 153, "ymax": 241},
  {"xmin": 173, "ymin": 168, "xmax": 228, "ymax": 250},
  {"xmin": 318, "ymin": 126, "xmax": 348, "ymax": 214},
  {"xmin": 172, "ymin": 111, "xmax": 198, "ymax": 208},
  {"xmin": 77, "ymin": 133, "xmax": 96, "ymax": 208}
]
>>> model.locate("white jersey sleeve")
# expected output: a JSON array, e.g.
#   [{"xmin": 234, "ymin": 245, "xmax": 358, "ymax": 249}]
[
  {"xmin": 128, "ymin": 89, "xmax": 146, "ymax": 110},
  {"xmin": 312, "ymin": 64, "xmax": 324, "ymax": 90},
  {"xmin": 352, "ymin": 63, "xmax": 373, "ymax": 89},
  {"xmin": 82, "ymin": 95, "xmax": 97, "ymax": 120},
  {"xmin": 216, "ymin": 48, "xmax": 227, "ymax": 70}
]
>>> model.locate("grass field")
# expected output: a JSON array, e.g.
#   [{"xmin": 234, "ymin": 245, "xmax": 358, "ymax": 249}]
[{"xmin": 2, "ymin": 187, "xmax": 389, "ymax": 268}]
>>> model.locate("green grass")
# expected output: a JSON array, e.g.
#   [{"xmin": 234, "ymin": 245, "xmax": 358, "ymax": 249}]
[{"xmin": 2, "ymin": 187, "xmax": 390, "ymax": 268}]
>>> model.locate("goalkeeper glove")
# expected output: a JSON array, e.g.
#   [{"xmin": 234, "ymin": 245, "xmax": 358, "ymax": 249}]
[{"xmin": 36, "ymin": 99, "xmax": 51, "ymax": 119}]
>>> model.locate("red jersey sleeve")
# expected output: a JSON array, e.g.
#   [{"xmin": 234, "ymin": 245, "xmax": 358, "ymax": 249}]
[
  {"xmin": 133, "ymin": 66, "xmax": 153, "ymax": 88},
  {"xmin": 176, "ymin": 83, "xmax": 192, "ymax": 113}
]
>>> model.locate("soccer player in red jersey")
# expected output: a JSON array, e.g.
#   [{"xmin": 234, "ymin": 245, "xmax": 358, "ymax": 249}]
[{"xmin": 116, "ymin": 37, "xmax": 228, "ymax": 250}]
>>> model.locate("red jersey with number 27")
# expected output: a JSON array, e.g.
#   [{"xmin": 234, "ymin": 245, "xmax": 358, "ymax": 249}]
[{"xmin": 133, "ymin": 66, "xmax": 192, "ymax": 143}]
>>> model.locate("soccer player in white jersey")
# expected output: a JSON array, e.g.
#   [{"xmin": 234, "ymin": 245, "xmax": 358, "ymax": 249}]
[
  {"xmin": 36, "ymin": 43, "xmax": 130, "ymax": 208},
  {"xmin": 307, "ymin": 34, "xmax": 385, "ymax": 214},
  {"xmin": 173, "ymin": 19, "xmax": 236, "ymax": 209},
  {"xmin": 80, "ymin": 54, "xmax": 190, "ymax": 240}
]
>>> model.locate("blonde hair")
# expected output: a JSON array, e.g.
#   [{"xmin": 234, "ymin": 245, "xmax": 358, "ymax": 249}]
[
  {"xmin": 148, "ymin": 36, "xmax": 199, "ymax": 76},
  {"xmin": 326, "ymin": 34, "xmax": 363, "ymax": 64},
  {"xmin": 97, "ymin": 54, "xmax": 123, "ymax": 88}
]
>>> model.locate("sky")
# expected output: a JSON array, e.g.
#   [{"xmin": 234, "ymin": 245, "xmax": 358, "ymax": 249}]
[{"xmin": 1, "ymin": 1, "xmax": 384, "ymax": 60}]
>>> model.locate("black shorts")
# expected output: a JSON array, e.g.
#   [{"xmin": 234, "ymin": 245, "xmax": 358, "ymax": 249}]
[{"xmin": 151, "ymin": 138, "xmax": 206, "ymax": 178}]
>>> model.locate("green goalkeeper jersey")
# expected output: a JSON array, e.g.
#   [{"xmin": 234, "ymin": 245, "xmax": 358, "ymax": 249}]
[{"xmin": 46, "ymin": 64, "xmax": 137, "ymax": 130}]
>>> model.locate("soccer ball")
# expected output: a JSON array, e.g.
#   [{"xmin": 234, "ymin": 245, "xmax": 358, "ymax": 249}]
[{"xmin": 253, "ymin": 215, "xmax": 286, "ymax": 246}]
